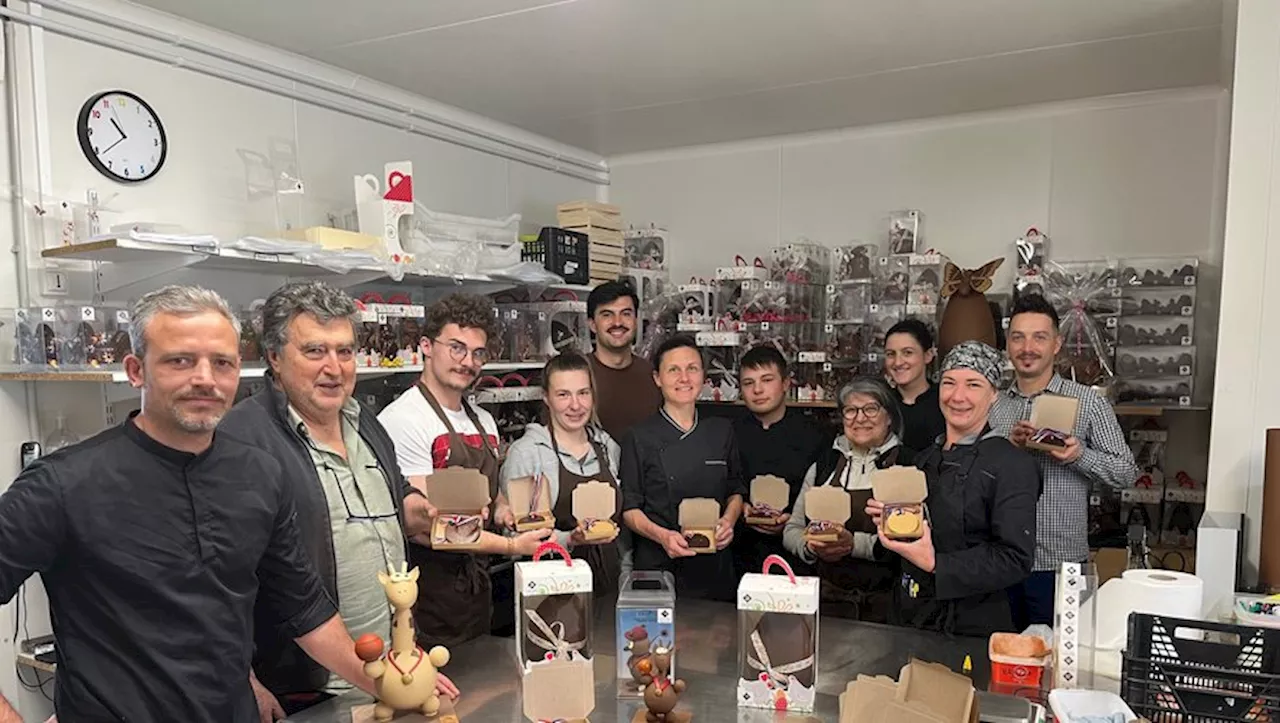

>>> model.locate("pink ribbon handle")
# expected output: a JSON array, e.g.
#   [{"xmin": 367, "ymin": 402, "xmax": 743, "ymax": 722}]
[
  {"xmin": 761, "ymin": 554, "xmax": 798, "ymax": 585},
  {"xmin": 533, "ymin": 541, "xmax": 573, "ymax": 564}
]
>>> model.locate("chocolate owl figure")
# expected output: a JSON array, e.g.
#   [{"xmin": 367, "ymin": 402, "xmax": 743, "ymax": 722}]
[{"xmin": 937, "ymin": 258, "xmax": 1005, "ymax": 358}]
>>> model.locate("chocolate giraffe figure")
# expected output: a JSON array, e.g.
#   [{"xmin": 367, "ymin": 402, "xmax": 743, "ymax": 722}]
[{"xmin": 359, "ymin": 563, "xmax": 451, "ymax": 722}]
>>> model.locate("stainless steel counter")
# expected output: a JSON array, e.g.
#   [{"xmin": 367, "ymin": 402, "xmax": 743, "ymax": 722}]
[{"xmin": 286, "ymin": 598, "xmax": 995, "ymax": 722}]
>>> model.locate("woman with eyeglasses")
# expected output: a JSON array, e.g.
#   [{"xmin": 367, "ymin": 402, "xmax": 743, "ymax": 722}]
[
  {"xmin": 783, "ymin": 376, "xmax": 913, "ymax": 623},
  {"xmin": 500, "ymin": 351, "xmax": 624, "ymax": 596},
  {"xmin": 866, "ymin": 341, "xmax": 1039, "ymax": 637}
]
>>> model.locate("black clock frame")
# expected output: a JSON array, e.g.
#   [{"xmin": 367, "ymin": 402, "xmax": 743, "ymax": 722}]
[{"xmin": 76, "ymin": 90, "xmax": 167, "ymax": 184}]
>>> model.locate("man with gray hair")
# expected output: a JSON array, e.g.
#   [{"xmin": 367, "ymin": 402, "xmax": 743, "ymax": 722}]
[
  {"xmin": 219, "ymin": 280, "xmax": 454, "ymax": 719},
  {"xmin": 0, "ymin": 285, "xmax": 374, "ymax": 723}
]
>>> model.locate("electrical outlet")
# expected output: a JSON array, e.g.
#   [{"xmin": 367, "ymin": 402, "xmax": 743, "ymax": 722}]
[{"xmin": 43, "ymin": 270, "xmax": 69, "ymax": 295}]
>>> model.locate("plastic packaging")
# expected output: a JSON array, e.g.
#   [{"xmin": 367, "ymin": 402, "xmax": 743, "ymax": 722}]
[
  {"xmin": 1043, "ymin": 261, "xmax": 1118, "ymax": 387},
  {"xmin": 875, "ymin": 256, "xmax": 910, "ymax": 304},
  {"xmin": 769, "ymin": 241, "xmax": 830, "ymax": 285},
  {"xmin": 1114, "ymin": 346, "xmax": 1195, "ymax": 379},
  {"xmin": 1118, "ymin": 257, "xmax": 1198, "ymax": 288},
  {"xmin": 1120, "ymin": 288, "xmax": 1196, "ymax": 317},
  {"xmin": 45, "ymin": 413, "xmax": 80, "ymax": 452},
  {"xmin": 737, "ymin": 556, "xmax": 820, "ymax": 713},
  {"xmin": 888, "ymin": 210, "xmax": 922, "ymax": 255},
  {"xmin": 1116, "ymin": 316, "xmax": 1193, "ymax": 347},
  {"xmin": 616, "ymin": 572, "xmax": 676, "ymax": 697},
  {"xmin": 831, "ymin": 244, "xmax": 878, "ymax": 283},
  {"xmin": 624, "ymin": 226, "xmax": 667, "ymax": 270}
]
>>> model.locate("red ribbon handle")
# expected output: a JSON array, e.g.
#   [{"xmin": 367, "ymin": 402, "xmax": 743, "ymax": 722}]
[
  {"xmin": 533, "ymin": 541, "xmax": 573, "ymax": 564},
  {"xmin": 761, "ymin": 554, "xmax": 798, "ymax": 585},
  {"xmin": 359, "ymin": 292, "xmax": 384, "ymax": 303},
  {"xmin": 735, "ymin": 254, "xmax": 747, "ymax": 267},
  {"xmin": 753, "ymin": 257, "xmax": 766, "ymax": 268}
]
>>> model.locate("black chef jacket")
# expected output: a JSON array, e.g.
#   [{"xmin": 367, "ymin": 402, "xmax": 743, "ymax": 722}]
[
  {"xmin": 732, "ymin": 408, "xmax": 829, "ymax": 576},
  {"xmin": 620, "ymin": 409, "xmax": 746, "ymax": 601},
  {"xmin": 0, "ymin": 413, "xmax": 336, "ymax": 723},
  {"xmin": 896, "ymin": 383, "xmax": 945, "ymax": 454}
]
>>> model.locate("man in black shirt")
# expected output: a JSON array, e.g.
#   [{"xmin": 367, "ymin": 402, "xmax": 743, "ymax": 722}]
[
  {"xmin": 0, "ymin": 286, "xmax": 373, "ymax": 723},
  {"xmin": 733, "ymin": 346, "xmax": 829, "ymax": 576},
  {"xmin": 620, "ymin": 336, "xmax": 745, "ymax": 601}
]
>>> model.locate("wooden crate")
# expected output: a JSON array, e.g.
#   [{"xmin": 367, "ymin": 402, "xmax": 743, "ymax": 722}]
[{"xmin": 558, "ymin": 201, "xmax": 622, "ymax": 232}]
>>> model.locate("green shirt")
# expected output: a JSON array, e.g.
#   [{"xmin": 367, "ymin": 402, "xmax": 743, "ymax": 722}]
[{"xmin": 290, "ymin": 399, "xmax": 405, "ymax": 692}]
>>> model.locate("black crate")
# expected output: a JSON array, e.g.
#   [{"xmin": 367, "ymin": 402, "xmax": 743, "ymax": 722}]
[
  {"xmin": 522, "ymin": 227, "xmax": 589, "ymax": 285},
  {"xmin": 1122, "ymin": 613, "xmax": 1280, "ymax": 721}
]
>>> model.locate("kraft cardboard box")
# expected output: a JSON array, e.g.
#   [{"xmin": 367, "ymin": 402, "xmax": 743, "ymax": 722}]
[
  {"xmin": 426, "ymin": 467, "xmax": 492, "ymax": 551},
  {"xmin": 1027, "ymin": 394, "xmax": 1080, "ymax": 452},
  {"xmin": 871, "ymin": 467, "xmax": 929, "ymax": 541},
  {"xmin": 679, "ymin": 498, "xmax": 720, "ymax": 554},
  {"xmin": 745, "ymin": 475, "xmax": 790, "ymax": 526},
  {"xmin": 572, "ymin": 479, "xmax": 618, "ymax": 541},
  {"xmin": 839, "ymin": 660, "xmax": 979, "ymax": 723},
  {"xmin": 508, "ymin": 473, "xmax": 555, "ymax": 532},
  {"xmin": 802, "ymin": 486, "xmax": 850, "ymax": 543}
]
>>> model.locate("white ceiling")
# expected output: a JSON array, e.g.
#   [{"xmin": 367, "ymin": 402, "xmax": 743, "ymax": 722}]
[{"xmin": 125, "ymin": 0, "xmax": 1227, "ymax": 155}]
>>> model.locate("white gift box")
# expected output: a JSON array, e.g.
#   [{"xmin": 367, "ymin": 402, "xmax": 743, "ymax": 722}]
[
  {"xmin": 737, "ymin": 556, "xmax": 820, "ymax": 713},
  {"xmin": 514, "ymin": 544, "xmax": 594, "ymax": 675}
]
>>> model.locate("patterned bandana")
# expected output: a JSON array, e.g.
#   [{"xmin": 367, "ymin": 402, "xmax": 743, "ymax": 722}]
[{"xmin": 941, "ymin": 341, "xmax": 1003, "ymax": 388}]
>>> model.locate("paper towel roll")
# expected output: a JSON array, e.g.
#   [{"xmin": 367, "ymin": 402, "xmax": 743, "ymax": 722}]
[{"xmin": 1090, "ymin": 570, "xmax": 1204, "ymax": 652}]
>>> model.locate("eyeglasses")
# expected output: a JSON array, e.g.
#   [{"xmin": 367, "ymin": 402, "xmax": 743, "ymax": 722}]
[
  {"xmin": 322, "ymin": 462, "xmax": 399, "ymax": 524},
  {"xmin": 432, "ymin": 337, "xmax": 490, "ymax": 366},
  {"xmin": 842, "ymin": 403, "xmax": 884, "ymax": 421}
]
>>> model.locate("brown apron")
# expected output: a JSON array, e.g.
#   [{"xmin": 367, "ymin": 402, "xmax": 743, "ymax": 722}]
[
  {"xmin": 548, "ymin": 429, "xmax": 622, "ymax": 597},
  {"xmin": 408, "ymin": 381, "xmax": 500, "ymax": 649},
  {"xmin": 817, "ymin": 456, "xmax": 896, "ymax": 623}
]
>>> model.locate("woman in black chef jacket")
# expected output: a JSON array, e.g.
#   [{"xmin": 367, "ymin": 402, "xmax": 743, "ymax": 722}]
[
  {"xmin": 867, "ymin": 341, "xmax": 1039, "ymax": 637},
  {"xmin": 884, "ymin": 320, "xmax": 945, "ymax": 452},
  {"xmin": 620, "ymin": 335, "xmax": 745, "ymax": 601}
]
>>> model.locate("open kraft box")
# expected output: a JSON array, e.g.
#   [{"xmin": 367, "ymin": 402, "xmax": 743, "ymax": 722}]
[
  {"xmin": 745, "ymin": 475, "xmax": 790, "ymax": 526},
  {"xmin": 680, "ymin": 498, "xmax": 720, "ymax": 554},
  {"xmin": 573, "ymin": 479, "xmax": 618, "ymax": 541},
  {"xmin": 427, "ymin": 467, "xmax": 492, "ymax": 551},
  {"xmin": 508, "ymin": 473, "xmax": 555, "ymax": 532},
  {"xmin": 802, "ymin": 486, "xmax": 850, "ymax": 543},
  {"xmin": 839, "ymin": 659, "xmax": 979, "ymax": 723},
  {"xmin": 871, "ymin": 466, "xmax": 928, "ymax": 541},
  {"xmin": 1027, "ymin": 394, "xmax": 1079, "ymax": 453}
]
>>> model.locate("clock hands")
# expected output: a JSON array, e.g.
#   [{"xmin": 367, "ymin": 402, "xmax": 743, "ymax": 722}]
[
  {"xmin": 100, "ymin": 136, "xmax": 126, "ymax": 156},
  {"xmin": 109, "ymin": 117, "xmax": 126, "ymax": 141}
]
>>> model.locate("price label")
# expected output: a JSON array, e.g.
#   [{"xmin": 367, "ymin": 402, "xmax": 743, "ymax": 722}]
[
  {"xmin": 825, "ymin": 284, "xmax": 835, "ymax": 294},
  {"xmin": 115, "ymin": 310, "xmax": 130, "ymax": 324},
  {"xmin": 1105, "ymin": 316, "xmax": 1118, "ymax": 328},
  {"xmin": 866, "ymin": 352, "xmax": 879, "ymax": 362},
  {"xmin": 824, "ymin": 323, "xmax": 834, "ymax": 333},
  {"xmin": 1181, "ymin": 306, "xmax": 1194, "ymax": 316},
  {"xmin": 823, "ymin": 363, "xmax": 832, "ymax": 372},
  {"xmin": 869, "ymin": 304, "xmax": 879, "ymax": 313},
  {"xmin": 1090, "ymin": 495, "xmax": 1101, "ymax": 507},
  {"xmin": 1184, "ymin": 276, "xmax": 1196, "ymax": 286},
  {"xmin": 510, "ymin": 310, "xmax": 519, "ymax": 319},
  {"xmin": 253, "ymin": 253, "xmax": 280, "ymax": 263},
  {"xmin": 81, "ymin": 306, "xmax": 95, "ymax": 321},
  {"xmin": 1179, "ymin": 365, "xmax": 1191, "ymax": 376},
  {"xmin": 761, "ymin": 322, "xmax": 770, "ymax": 331},
  {"xmin": 1178, "ymin": 395, "xmax": 1192, "ymax": 407},
  {"xmin": 538, "ymin": 312, "xmax": 547, "ymax": 321},
  {"xmin": 1181, "ymin": 336, "xmax": 1192, "ymax": 346},
  {"xmin": 41, "ymin": 308, "xmax": 55, "ymax": 322}
]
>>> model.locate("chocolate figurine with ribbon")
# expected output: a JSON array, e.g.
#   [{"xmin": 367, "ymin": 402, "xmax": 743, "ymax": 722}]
[
  {"xmin": 636, "ymin": 646, "xmax": 689, "ymax": 723},
  {"xmin": 514, "ymin": 542, "xmax": 594, "ymax": 673},
  {"xmin": 737, "ymin": 555, "xmax": 821, "ymax": 713}
]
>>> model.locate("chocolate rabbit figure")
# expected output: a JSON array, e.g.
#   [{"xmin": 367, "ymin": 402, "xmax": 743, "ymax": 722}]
[{"xmin": 937, "ymin": 258, "xmax": 1005, "ymax": 358}]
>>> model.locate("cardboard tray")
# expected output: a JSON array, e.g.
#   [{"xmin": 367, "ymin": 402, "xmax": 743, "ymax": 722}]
[
  {"xmin": 803, "ymin": 486, "xmax": 850, "ymax": 543},
  {"xmin": 871, "ymin": 466, "xmax": 928, "ymax": 541},
  {"xmin": 679, "ymin": 498, "xmax": 720, "ymax": 554},
  {"xmin": 744, "ymin": 475, "xmax": 790, "ymax": 525}
]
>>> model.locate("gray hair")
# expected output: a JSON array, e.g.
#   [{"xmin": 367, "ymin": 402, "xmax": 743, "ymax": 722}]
[
  {"xmin": 260, "ymin": 280, "xmax": 358, "ymax": 358},
  {"xmin": 131, "ymin": 285, "xmax": 240, "ymax": 360},
  {"xmin": 837, "ymin": 375, "xmax": 904, "ymax": 443}
]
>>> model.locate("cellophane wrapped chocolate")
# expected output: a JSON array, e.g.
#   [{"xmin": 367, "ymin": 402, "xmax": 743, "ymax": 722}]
[{"xmin": 1042, "ymin": 261, "xmax": 1118, "ymax": 388}]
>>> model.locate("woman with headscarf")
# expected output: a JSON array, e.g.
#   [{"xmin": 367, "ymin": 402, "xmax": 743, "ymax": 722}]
[
  {"xmin": 783, "ymin": 376, "xmax": 912, "ymax": 623},
  {"xmin": 867, "ymin": 341, "xmax": 1040, "ymax": 637}
]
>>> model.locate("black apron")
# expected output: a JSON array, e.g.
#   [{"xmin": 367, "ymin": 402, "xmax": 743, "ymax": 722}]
[
  {"xmin": 816, "ymin": 455, "xmax": 897, "ymax": 623},
  {"xmin": 408, "ymin": 382, "xmax": 499, "ymax": 649},
  {"xmin": 548, "ymin": 429, "xmax": 622, "ymax": 597},
  {"xmin": 632, "ymin": 438, "xmax": 736, "ymax": 602}
]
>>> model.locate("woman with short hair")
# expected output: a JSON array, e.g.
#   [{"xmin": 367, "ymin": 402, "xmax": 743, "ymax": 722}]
[{"xmin": 782, "ymin": 376, "xmax": 912, "ymax": 623}]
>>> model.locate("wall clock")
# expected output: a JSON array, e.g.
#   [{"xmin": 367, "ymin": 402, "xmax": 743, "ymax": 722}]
[{"xmin": 76, "ymin": 90, "xmax": 167, "ymax": 184}]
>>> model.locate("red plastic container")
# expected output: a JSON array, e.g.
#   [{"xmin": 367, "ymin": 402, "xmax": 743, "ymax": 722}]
[{"xmin": 988, "ymin": 636, "xmax": 1049, "ymax": 693}]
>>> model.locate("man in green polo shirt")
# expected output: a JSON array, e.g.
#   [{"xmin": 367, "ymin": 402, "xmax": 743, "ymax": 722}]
[{"xmin": 220, "ymin": 281, "xmax": 456, "ymax": 719}]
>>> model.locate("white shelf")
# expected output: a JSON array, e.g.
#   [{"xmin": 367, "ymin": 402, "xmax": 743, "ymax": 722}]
[
  {"xmin": 41, "ymin": 236, "xmax": 515, "ymax": 294},
  {"xmin": 0, "ymin": 360, "xmax": 546, "ymax": 383}
]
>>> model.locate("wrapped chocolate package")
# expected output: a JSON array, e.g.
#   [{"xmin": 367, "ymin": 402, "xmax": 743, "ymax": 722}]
[
  {"xmin": 1043, "ymin": 261, "xmax": 1118, "ymax": 388},
  {"xmin": 515, "ymin": 542, "xmax": 593, "ymax": 670},
  {"xmin": 737, "ymin": 556, "xmax": 820, "ymax": 713}
]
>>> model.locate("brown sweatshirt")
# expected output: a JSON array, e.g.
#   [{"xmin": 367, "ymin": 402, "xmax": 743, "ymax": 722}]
[{"xmin": 590, "ymin": 352, "xmax": 662, "ymax": 443}]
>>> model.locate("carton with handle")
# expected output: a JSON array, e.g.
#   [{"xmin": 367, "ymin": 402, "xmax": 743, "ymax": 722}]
[
  {"xmin": 871, "ymin": 466, "xmax": 929, "ymax": 541},
  {"xmin": 679, "ymin": 498, "xmax": 720, "ymax": 554},
  {"xmin": 426, "ymin": 466, "xmax": 492, "ymax": 551},
  {"xmin": 572, "ymin": 479, "xmax": 618, "ymax": 541},
  {"xmin": 1027, "ymin": 394, "xmax": 1080, "ymax": 452},
  {"xmin": 745, "ymin": 475, "xmax": 791, "ymax": 526}
]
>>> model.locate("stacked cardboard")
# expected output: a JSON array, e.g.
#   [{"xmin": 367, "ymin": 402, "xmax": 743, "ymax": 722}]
[
  {"xmin": 839, "ymin": 660, "xmax": 979, "ymax": 723},
  {"xmin": 557, "ymin": 200, "xmax": 624, "ymax": 284}
]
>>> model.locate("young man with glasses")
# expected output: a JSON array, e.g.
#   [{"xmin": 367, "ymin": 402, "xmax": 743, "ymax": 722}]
[
  {"xmin": 220, "ymin": 281, "xmax": 458, "ymax": 718},
  {"xmin": 379, "ymin": 293, "xmax": 551, "ymax": 649}
]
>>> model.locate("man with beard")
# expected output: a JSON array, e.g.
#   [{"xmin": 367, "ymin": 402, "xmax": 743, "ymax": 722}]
[
  {"xmin": 379, "ymin": 293, "xmax": 551, "ymax": 649},
  {"xmin": 733, "ymin": 346, "xmax": 829, "ymax": 576},
  {"xmin": 219, "ymin": 281, "xmax": 457, "ymax": 720},
  {"xmin": 0, "ymin": 286, "xmax": 373, "ymax": 723},
  {"xmin": 587, "ymin": 281, "xmax": 662, "ymax": 442},
  {"xmin": 989, "ymin": 294, "xmax": 1136, "ymax": 628}
]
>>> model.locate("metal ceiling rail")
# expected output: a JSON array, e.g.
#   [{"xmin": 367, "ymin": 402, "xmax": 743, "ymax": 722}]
[{"xmin": 0, "ymin": 4, "xmax": 610, "ymax": 185}]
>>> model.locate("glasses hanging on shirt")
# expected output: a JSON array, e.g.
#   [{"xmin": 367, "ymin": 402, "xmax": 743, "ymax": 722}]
[{"xmin": 323, "ymin": 462, "xmax": 399, "ymax": 523}]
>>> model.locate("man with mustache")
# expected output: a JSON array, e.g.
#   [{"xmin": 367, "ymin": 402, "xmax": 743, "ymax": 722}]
[
  {"xmin": 587, "ymin": 281, "xmax": 662, "ymax": 442},
  {"xmin": 379, "ymin": 293, "xmax": 551, "ymax": 649},
  {"xmin": 219, "ymin": 281, "xmax": 457, "ymax": 721},
  {"xmin": 989, "ymin": 294, "xmax": 1137, "ymax": 629},
  {"xmin": 0, "ymin": 286, "xmax": 373, "ymax": 723}
]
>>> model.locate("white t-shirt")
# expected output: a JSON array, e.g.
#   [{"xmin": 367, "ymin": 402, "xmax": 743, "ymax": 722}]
[{"xmin": 378, "ymin": 387, "xmax": 500, "ymax": 476}]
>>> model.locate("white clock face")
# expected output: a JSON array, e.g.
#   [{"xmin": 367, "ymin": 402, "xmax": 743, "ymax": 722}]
[{"xmin": 77, "ymin": 91, "xmax": 167, "ymax": 183}]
